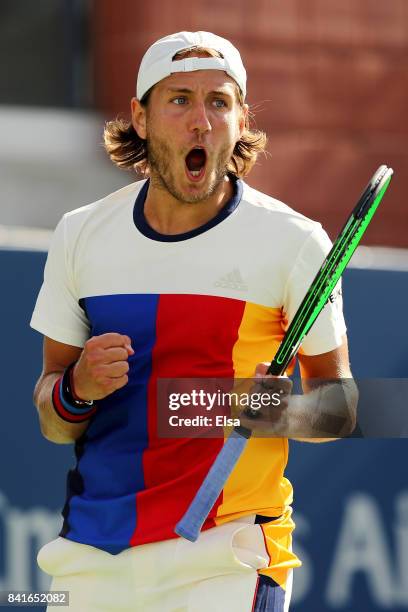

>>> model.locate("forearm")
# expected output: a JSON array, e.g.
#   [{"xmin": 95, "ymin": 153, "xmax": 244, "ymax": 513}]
[
  {"xmin": 287, "ymin": 378, "xmax": 358, "ymax": 441},
  {"xmin": 34, "ymin": 372, "xmax": 90, "ymax": 444}
]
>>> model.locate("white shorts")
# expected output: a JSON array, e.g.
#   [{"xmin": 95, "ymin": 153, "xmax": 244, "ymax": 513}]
[{"xmin": 38, "ymin": 518, "xmax": 292, "ymax": 611}]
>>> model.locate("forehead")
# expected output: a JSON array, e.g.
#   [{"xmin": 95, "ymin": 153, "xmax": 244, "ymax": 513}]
[{"xmin": 153, "ymin": 69, "xmax": 238, "ymax": 96}]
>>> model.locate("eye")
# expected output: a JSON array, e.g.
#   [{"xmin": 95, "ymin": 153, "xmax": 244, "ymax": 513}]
[
  {"xmin": 172, "ymin": 96, "xmax": 187, "ymax": 105},
  {"xmin": 213, "ymin": 99, "xmax": 227, "ymax": 108}
]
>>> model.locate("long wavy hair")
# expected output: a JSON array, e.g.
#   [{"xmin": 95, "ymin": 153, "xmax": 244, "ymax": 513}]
[{"xmin": 103, "ymin": 47, "xmax": 267, "ymax": 178}]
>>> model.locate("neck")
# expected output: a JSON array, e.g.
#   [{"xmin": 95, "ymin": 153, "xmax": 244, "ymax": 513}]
[{"xmin": 143, "ymin": 175, "xmax": 234, "ymax": 235}]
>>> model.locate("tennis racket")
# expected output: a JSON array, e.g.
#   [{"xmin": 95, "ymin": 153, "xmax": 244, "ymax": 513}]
[{"xmin": 175, "ymin": 164, "xmax": 394, "ymax": 542}]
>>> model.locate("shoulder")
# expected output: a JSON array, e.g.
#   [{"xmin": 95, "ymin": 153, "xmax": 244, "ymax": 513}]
[
  {"xmin": 64, "ymin": 180, "xmax": 145, "ymax": 226},
  {"xmin": 239, "ymin": 181, "xmax": 327, "ymax": 249},
  {"xmin": 55, "ymin": 179, "xmax": 146, "ymax": 246}
]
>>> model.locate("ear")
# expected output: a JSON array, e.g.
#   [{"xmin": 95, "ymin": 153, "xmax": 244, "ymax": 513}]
[
  {"xmin": 238, "ymin": 103, "xmax": 249, "ymax": 138},
  {"xmin": 131, "ymin": 97, "xmax": 147, "ymax": 139}
]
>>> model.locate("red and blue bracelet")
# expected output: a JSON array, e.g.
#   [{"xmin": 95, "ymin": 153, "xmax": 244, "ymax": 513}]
[{"xmin": 52, "ymin": 362, "xmax": 97, "ymax": 423}]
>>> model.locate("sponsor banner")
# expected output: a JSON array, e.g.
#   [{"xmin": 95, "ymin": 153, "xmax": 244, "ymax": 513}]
[{"xmin": 288, "ymin": 440, "xmax": 408, "ymax": 611}]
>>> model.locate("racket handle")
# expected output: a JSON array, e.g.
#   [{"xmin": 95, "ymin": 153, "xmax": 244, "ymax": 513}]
[
  {"xmin": 175, "ymin": 427, "xmax": 251, "ymax": 541},
  {"xmin": 242, "ymin": 359, "xmax": 284, "ymax": 418},
  {"xmin": 266, "ymin": 359, "xmax": 285, "ymax": 376}
]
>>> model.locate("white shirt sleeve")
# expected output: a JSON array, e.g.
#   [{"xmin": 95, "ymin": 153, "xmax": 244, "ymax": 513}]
[
  {"xmin": 283, "ymin": 224, "xmax": 347, "ymax": 356},
  {"xmin": 30, "ymin": 215, "xmax": 90, "ymax": 347}
]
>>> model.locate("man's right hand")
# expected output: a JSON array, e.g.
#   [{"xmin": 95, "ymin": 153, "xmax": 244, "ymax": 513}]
[{"xmin": 72, "ymin": 333, "xmax": 134, "ymax": 401}]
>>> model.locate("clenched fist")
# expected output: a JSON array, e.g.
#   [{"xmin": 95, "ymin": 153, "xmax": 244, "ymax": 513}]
[{"xmin": 72, "ymin": 333, "xmax": 134, "ymax": 401}]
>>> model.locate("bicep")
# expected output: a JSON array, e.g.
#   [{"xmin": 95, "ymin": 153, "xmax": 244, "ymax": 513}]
[
  {"xmin": 42, "ymin": 336, "xmax": 83, "ymax": 376},
  {"xmin": 298, "ymin": 334, "xmax": 352, "ymax": 386}
]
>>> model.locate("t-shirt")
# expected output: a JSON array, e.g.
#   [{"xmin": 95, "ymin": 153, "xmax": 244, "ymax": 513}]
[{"xmin": 30, "ymin": 176, "xmax": 346, "ymax": 583}]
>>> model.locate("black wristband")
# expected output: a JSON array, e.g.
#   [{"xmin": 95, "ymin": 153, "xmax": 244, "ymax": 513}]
[{"xmin": 62, "ymin": 362, "xmax": 95, "ymax": 407}]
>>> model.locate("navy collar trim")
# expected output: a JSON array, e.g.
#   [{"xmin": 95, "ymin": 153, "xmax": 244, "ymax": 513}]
[{"xmin": 133, "ymin": 176, "xmax": 243, "ymax": 242}]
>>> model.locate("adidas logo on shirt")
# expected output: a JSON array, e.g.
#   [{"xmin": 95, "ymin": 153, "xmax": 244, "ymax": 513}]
[{"xmin": 214, "ymin": 269, "xmax": 248, "ymax": 291}]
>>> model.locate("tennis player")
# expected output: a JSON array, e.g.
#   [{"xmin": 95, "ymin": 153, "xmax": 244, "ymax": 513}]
[{"xmin": 31, "ymin": 31, "xmax": 357, "ymax": 611}]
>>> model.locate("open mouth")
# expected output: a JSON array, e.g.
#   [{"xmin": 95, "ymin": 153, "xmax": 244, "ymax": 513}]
[{"xmin": 185, "ymin": 147, "xmax": 207, "ymax": 181}]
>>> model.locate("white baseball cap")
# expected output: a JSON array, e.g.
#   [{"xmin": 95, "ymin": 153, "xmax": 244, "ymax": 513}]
[{"xmin": 136, "ymin": 31, "xmax": 247, "ymax": 101}]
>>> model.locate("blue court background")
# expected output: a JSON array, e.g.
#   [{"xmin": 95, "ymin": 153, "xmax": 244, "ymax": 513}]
[{"xmin": 0, "ymin": 248, "xmax": 407, "ymax": 611}]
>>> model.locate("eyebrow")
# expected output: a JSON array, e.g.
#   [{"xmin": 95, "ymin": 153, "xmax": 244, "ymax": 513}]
[{"xmin": 166, "ymin": 87, "xmax": 233, "ymax": 97}]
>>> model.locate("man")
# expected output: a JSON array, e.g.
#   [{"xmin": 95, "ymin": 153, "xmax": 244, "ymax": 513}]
[{"xmin": 31, "ymin": 31, "xmax": 356, "ymax": 612}]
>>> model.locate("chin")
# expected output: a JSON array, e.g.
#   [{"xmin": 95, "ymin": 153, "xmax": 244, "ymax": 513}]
[{"xmin": 182, "ymin": 190, "xmax": 210, "ymax": 204}]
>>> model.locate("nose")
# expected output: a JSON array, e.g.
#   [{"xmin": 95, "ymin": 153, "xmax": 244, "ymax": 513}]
[{"xmin": 187, "ymin": 101, "xmax": 212, "ymax": 135}]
